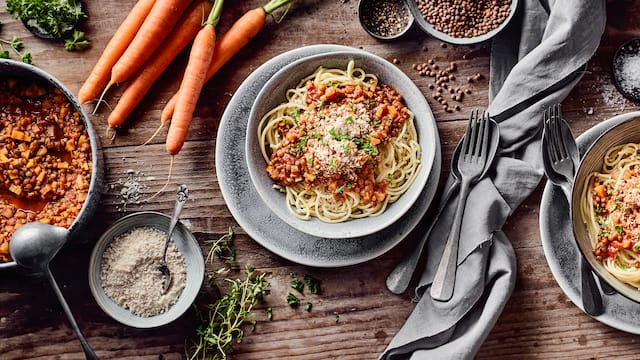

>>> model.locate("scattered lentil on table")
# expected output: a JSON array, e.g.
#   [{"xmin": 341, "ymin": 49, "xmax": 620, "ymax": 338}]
[
  {"xmin": 100, "ymin": 226, "xmax": 186, "ymax": 317},
  {"xmin": 0, "ymin": 77, "xmax": 92, "ymax": 262},
  {"xmin": 360, "ymin": 0, "xmax": 412, "ymax": 38},
  {"xmin": 415, "ymin": 0, "xmax": 512, "ymax": 38}
]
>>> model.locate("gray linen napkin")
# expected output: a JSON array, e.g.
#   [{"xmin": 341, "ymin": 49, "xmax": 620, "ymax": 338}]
[{"xmin": 381, "ymin": 1, "xmax": 606, "ymax": 359}]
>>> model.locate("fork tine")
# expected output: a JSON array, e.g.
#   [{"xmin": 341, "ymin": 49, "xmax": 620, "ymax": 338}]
[
  {"xmin": 472, "ymin": 110, "xmax": 485, "ymax": 160},
  {"xmin": 479, "ymin": 111, "xmax": 490, "ymax": 160},
  {"xmin": 554, "ymin": 104, "xmax": 569, "ymax": 160},
  {"xmin": 461, "ymin": 109, "xmax": 476, "ymax": 158},
  {"xmin": 551, "ymin": 105, "xmax": 565, "ymax": 161},
  {"xmin": 543, "ymin": 106, "xmax": 555, "ymax": 161}
]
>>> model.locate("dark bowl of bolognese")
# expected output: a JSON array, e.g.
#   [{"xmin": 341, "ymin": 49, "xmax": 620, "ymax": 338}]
[{"xmin": 0, "ymin": 59, "xmax": 103, "ymax": 270}]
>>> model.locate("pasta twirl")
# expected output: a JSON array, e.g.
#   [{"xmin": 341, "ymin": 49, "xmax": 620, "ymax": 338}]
[{"xmin": 258, "ymin": 60, "xmax": 421, "ymax": 223}]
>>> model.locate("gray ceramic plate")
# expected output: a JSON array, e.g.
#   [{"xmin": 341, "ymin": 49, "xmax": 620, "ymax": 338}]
[
  {"xmin": 216, "ymin": 44, "xmax": 441, "ymax": 267},
  {"xmin": 88, "ymin": 211, "xmax": 205, "ymax": 328},
  {"xmin": 540, "ymin": 111, "xmax": 640, "ymax": 334},
  {"xmin": 245, "ymin": 50, "xmax": 438, "ymax": 239}
]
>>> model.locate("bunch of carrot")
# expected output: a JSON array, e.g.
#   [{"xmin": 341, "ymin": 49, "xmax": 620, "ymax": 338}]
[{"xmin": 78, "ymin": 0, "xmax": 297, "ymax": 158}]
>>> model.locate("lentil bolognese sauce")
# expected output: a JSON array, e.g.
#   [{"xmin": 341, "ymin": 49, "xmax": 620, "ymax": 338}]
[
  {"xmin": 580, "ymin": 142, "xmax": 640, "ymax": 288},
  {"xmin": 0, "ymin": 77, "xmax": 92, "ymax": 262},
  {"xmin": 258, "ymin": 60, "xmax": 421, "ymax": 223}
]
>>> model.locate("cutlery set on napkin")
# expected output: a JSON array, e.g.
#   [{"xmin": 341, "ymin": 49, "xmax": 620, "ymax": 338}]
[{"xmin": 381, "ymin": 0, "xmax": 606, "ymax": 359}]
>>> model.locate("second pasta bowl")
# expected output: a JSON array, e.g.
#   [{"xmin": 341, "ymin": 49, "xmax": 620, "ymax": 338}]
[
  {"xmin": 245, "ymin": 49, "xmax": 438, "ymax": 239},
  {"xmin": 571, "ymin": 114, "xmax": 640, "ymax": 303}
]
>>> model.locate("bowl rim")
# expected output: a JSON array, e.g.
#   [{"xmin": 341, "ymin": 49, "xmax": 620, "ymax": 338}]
[
  {"xmin": 405, "ymin": 0, "xmax": 519, "ymax": 45},
  {"xmin": 88, "ymin": 211, "xmax": 204, "ymax": 328},
  {"xmin": 0, "ymin": 59, "xmax": 103, "ymax": 270},
  {"xmin": 570, "ymin": 112, "xmax": 640, "ymax": 304},
  {"xmin": 357, "ymin": 0, "xmax": 415, "ymax": 41},
  {"xmin": 245, "ymin": 49, "xmax": 437, "ymax": 239}
]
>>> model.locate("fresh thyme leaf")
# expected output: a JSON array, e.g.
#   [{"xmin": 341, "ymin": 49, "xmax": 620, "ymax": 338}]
[
  {"xmin": 287, "ymin": 293, "xmax": 300, "ymax": 307},
  {"xmin": 291, "ymin": 278, "xmax": 304, "ymax": 293},
  {"xmin": 0, "ymin": 50, "xmax": 8, "ymax": 59},
  {"xmin": 304, "ymin": 302, "xmax": 313, "ymax": 312},
  {"xmin": 303, "ymin": 274, "xmax": 321, "ymax": 295}
]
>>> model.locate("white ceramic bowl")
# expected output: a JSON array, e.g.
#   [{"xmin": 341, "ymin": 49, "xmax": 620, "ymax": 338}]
[
  {"xmin": 571, "ymin": 114, "xmax": 640, "ymax": 303},
  {"xmin": 88, "ymin": 211, "xmax": 204, "ymax": 328},
  {"xmin": 406, "ymin": 0, "xmax": 519, "ymax": 45},
  {"xmin": 245, "ymin": 49, "xmax": 438, "ymax": 239}
]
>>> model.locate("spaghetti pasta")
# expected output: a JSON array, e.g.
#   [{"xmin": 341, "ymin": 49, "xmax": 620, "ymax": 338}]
[
  {"xmin": 580, "ymin": 142, "xmax": 640, "ymax": 288},
  {"xmin": 257, "ymin": 60, "xmax": 421, "ymax": 223}
]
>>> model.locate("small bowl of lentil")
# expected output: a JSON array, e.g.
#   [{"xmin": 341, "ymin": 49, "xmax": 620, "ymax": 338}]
[
  {"xmin": 0, "ymin": 59, "xmax": 102, "ymax": 270},
  {"xmin": 88, "ymin": 211, "xmax": 205, "ymax": 328},
  {"xmin": 407, "ymin": 0, "xmax": 519, "ymax": 45},
  {"xmin": 358, "ymin": 0, "xmax": 414, "ymax": 41}
]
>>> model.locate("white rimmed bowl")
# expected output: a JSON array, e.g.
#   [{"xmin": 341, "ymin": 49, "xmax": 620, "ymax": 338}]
[
  {"xmin": 245, "ymin": 49, "xmax": 438, "ymax": 239},
  {"xmin": 88, "ymin": 211, "xmax": 204, "ymax": 328}
]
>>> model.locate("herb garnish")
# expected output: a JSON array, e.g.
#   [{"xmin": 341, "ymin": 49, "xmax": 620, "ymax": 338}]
[
  {"xmin": 0, "ymin": 36, "xmax": 31, "ymax": 63},
  {"xmin": 6, "ymin": 0, "xmax": 89, "ymax": 51},
  {"xmin": 188, "ymin": 228, "xmax": 271, "ymax": 359},
  {"xmin": 303, "ymin": 274, "xmax": 321, "ymax": 294},
  {"xmin": 287, "ymin": 293, "xmax": 300, "ymax": 307}
]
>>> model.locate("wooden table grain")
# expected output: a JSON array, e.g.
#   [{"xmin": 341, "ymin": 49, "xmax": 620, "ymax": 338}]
[{"xmin": 1, "ymin": 1, "xmax": 640, "ymax": 359}]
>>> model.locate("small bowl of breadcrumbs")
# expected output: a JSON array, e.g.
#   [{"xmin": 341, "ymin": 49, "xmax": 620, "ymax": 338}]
[
  {"xmin": 407, "ymin": 0, "xmax": 519, "ymax": 45},
  {"xmin": 88, "ymin": 211, "xmax": 204, "ymax": 328}
]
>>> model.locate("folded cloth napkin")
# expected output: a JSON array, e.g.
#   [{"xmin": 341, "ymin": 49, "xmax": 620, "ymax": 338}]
[{"xmin": 381, "ymin": 1, "xmax": 606, "ymax": 359}]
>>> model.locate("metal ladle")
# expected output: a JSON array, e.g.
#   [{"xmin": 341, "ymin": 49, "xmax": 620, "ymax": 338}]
[
  {"xmin": 159, "ymin": 184, "xmax": 189, "ymax": 294},
  {"xmin": 10, "ymin": 222, "xmax": 98, "ymax": 360}
]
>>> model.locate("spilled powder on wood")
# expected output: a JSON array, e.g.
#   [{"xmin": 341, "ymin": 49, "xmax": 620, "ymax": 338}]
[{"xmin": 100, "ymin": 226, "xmax": 186, "ymax": 317}]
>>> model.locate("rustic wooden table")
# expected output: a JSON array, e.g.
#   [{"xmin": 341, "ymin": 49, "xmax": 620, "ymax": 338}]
[{"xmin": 1, "ymin": 1, "xmax": 640, "ymax": 359}]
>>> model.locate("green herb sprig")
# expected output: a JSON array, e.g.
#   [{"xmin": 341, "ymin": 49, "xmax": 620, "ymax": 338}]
[
  {"xmin": 6, "ymin": 0, "xmax": 89, "ymax": 51},
  {"xmin": 0, "ymin": 35, "xmax": 31, "ymax": 63},
  {"xmin": 188, "ymin": 266, "xmax": 270, "ymax": 360}
]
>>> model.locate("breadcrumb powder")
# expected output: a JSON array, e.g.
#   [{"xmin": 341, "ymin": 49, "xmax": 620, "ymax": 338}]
[{"xmin": 100, "ymin": 226, "xmax": 186, "ymax": 317}]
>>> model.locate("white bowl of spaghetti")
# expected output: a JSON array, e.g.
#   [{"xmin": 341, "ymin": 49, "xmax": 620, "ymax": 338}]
[
  {"xmin": 245, "ymin": 49, "xmax": 437, "ymax": 239},
  {"xmin": 572, "ymin": 114, "xmax": 640, "ymax": 302}
]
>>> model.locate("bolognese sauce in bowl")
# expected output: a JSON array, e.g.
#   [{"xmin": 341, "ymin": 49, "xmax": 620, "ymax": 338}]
[
  {"xmin": 245, "ymin": 49, "xmax": 438, "ymax": 239},
  {"xmin": 0, "ymin": 59, "xmax": 102, "ymax": 269}
]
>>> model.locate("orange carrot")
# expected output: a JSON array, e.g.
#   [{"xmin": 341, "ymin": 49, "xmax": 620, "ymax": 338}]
[
  {"xmin": 102, "ymin": 0, "xmax": 193, "ymax": 99},
  {"xmin": 78, "ymin": 0, "xmax": 156, "ymax": 104},
  {"xmin": 107, "ymin": 0, "xmax": 213, "ymax": 129},
  {"xmin": 166, "ymin": 0, "xmax": 224, "ymax": 155},
  {"xmin": 160, "ymin": 0, "xmax": 296, "ymax": 123}
]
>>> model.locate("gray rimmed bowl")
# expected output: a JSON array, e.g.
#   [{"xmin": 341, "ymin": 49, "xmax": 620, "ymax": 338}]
[
  {"xmin": 88, "ymin": 211, "xmax": 205, "ymax": 328},
  {"xmin": 406, "ymin": 0, "xmax": 519, "ymax": 45},
  {"xmin": 571, "ymin": 113, "xmax": 640, "ymax": 303},
  {"xmin": 0, "ymin": 59, "xmax": 103, "ymax": 270},
  {"xmin": 245, "ymin": 49, "xmax": 438, "ymax": 239}
]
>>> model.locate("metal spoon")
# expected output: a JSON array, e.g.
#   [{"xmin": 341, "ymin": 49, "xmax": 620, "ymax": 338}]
[
  {"xmin": 159, "ymin": 184, "xmax": 189, "ymax": 294},
  {"xmin": 385, "ymin": 117, "xmax": 500, "ymax": 295},
  {"xmin": 10, "ymin": 222, "xmax": 98, "ymax": 360}
]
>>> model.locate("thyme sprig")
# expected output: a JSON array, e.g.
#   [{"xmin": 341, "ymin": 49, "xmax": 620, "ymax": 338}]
[
  {"xmin": 188, "ymin": 266, "xmax": 270, "ymax": 360},
  {"xmin": 188, "ymin": 228, "xmax": 271, "ymax": 359}
]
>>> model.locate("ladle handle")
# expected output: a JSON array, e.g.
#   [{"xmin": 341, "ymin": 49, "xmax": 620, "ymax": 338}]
[{"xmin": 45, "ymin": 266, "xmax": 99, "ymax": 360}]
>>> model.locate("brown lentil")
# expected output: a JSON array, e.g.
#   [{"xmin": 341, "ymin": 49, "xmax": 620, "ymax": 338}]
[
  {"xmin": 416, "ymin": 0, "xmax": 512, "ymax": 39},
  {"xmin": 0, "ymin": 78, "xmax": 92, "ymax": 262}
]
